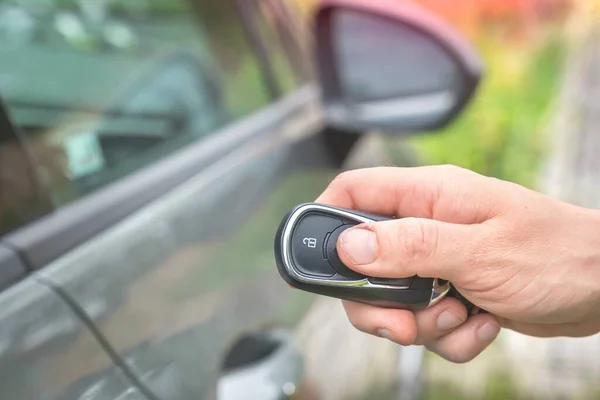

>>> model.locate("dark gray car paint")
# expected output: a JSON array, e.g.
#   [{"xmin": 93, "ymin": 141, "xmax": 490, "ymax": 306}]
[
  {"xmin": 0, "ymin": 2, "xmax": 369, "ymax": 398},
  {"xmin": 2, "ymin": 84, "xmax": 318, "ymax": 270},
  {"xmin": 0, "ymin": 246, "xmax": 27, "ymax": 290},
  {"xmin": 35, "ymin": 85, "xmax": 342, "ymax": 398},
  {"xmin": 0, "ymin": 274, "xmax": 148, "ymax": 399}
]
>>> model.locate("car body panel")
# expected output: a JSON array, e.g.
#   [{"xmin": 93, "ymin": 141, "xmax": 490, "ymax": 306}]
[
  {"xmin": 0, "ymin": 273, "xmax": 148, "ymax": 399},
  {"xmin": 36, "ymin": 86, "xmax": 338, "ymax": 398},
  {"xmin": 0, "ymin": 1, "xmax": 403, "ymax": 399}
]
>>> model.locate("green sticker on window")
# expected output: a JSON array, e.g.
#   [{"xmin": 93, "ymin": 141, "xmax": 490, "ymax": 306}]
[{"xmin": 64, "ymin": 131, "xmax": 105, "ymax": 179}]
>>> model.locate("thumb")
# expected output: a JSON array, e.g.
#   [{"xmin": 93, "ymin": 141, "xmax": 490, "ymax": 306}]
[{"xmin": 336, "ymin": 218, "xmax": 483, "ymax": 281}]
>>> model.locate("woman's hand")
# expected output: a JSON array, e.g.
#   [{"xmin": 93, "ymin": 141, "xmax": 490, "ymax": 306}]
[{"xmin": 316, "ymin": 165, "xmax": 600, "ymax": 363}]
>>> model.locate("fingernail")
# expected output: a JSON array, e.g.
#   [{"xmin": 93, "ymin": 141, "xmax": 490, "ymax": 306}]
[
  {"xmin": 436, "ymin": 309, "xmax": 465, "ymax": 331},
  {"xmin": 477, "ymin": 322, "xmax": 500, "ymax": 343},
  {"xmin": 375, "ymin": 328, "xmax": 393, "ymax": 341},
  {"xmin": 339, "ymin": 228, "xmax": 377, "ymax": 265}
]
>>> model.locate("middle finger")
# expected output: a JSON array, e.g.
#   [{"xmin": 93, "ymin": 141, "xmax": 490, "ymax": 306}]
[{"xmin": 413, "ymin": 297, "xmax": 468, "ymax": 345}]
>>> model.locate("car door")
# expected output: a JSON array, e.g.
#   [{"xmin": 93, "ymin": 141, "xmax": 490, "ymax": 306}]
[
  {"xmin": 0, "ymin": 0, "xmax": 353, "ymax": 398},
  {"xmin": 0, "ymin": 106, "xmax": 152, "ymax": 399}
]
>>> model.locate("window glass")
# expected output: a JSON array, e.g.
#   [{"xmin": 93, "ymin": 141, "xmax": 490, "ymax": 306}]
[
  {"xmin": 0, "ymin": 0, "xmax": 271, "ymax": 207},
  {"xmin": 0, "ymin": 101, "xmax": 52, "ymax": 236},
  {"xmin": 250, "ymin": 0, "xmax": 312, "ymax": 93}
]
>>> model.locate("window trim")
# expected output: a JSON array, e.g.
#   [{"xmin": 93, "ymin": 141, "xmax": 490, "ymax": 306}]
[
  {"xmin": 249, "ymin": 0, "xmax": 311, "ymax": 83},
  {"xmin": 1, "ymin": 85, "xmax": 320, "ymax": 270},
  {"xmin": 234, "ymin": 0, "xmax": 284, "ymax": 98}
]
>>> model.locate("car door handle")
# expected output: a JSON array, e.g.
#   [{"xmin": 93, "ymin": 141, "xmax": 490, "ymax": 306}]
[{"xmin": 218, "ymin": 329, "xmax": 302, "ymax": 400}]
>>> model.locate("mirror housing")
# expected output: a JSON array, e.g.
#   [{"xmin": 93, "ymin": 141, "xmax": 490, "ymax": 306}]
[{"xmin": 313, "ymin": 0, "xmax": 483, "ymax": 134}]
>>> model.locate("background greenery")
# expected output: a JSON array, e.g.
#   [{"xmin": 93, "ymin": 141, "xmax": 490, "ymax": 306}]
[
  {"xmin": 293, "ymin": 0, "xmax": 569, "ymax": 190},
  {"xmin": 291, "ymin": 1, "xmax": 575, "ymax": 399},
  {"xmin": 399, "ymin": 29, "xmax": 565, "ymax": 189}
]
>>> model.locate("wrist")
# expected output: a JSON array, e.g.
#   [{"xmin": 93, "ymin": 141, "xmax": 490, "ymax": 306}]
[{"xmin": 577, "ymin": 206, "xmax": 600, "ymax": 323}]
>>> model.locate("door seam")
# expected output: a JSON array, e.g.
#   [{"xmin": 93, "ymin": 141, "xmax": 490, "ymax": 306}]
[{"xmin": 33, "ymin": 274, "xmax": 161, "ymax": 400}]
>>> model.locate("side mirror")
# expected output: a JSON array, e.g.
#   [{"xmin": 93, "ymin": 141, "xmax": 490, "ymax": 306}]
[{"xmin": 313, "ymin": 0, "xmax": 483, "ymax": 133}]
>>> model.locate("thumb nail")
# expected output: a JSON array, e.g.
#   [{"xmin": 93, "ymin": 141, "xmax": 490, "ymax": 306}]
[{"xmin": 339, "ymin": 228, "xmax": 378, "ymax": 265}]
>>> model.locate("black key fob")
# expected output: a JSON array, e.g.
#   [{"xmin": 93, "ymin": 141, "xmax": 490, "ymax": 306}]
[{"xmin": 274, "ymin": 202, "xmax": 454, "ymax": 311}]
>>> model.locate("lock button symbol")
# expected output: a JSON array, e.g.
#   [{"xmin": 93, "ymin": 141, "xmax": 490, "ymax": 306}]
[{"xmin": 303, "ymin": 237, "xmax": 317, "ymax": 248}]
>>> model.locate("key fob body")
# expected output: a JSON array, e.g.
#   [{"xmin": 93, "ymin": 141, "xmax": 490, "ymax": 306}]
[{"xmin": 274, "ymin": 202, "xmax": 452, "ymax": 311}]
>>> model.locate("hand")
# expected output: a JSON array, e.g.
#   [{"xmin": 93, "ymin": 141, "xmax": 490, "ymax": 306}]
[{"xmin": 316, "ymin": 165, "xmax": 600, "ymax": 363}]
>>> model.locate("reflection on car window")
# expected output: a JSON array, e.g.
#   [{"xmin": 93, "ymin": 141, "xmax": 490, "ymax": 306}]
[
  {"xmin": 0, "ymin": 102, "xmax": 52, "ymax": 236},
  {"xmin": 334, "ymin": 9, "xmax": 459, "ymax": 102},
  {"xmin": 250, "ymin": 0, "xmax": 311, "ymax": 93},
  {"xmin": 0, "ymin": 0, "xmax": 271, "ymax": 207}
]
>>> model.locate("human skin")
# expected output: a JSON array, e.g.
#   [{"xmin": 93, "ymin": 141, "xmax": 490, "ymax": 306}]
[{"xmin": 315, "ymin": 165, "xmax": 600, "ymax": 363}]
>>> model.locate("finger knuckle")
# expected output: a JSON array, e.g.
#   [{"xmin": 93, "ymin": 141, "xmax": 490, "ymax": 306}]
[
  {"xmin": 436, "ymin": 164, "xmax": 474, "ymax": 178},
  {"xmin": 331, "ymin": 170, "xmax": 356, "ymax": 188},
  {"xmin": 400, "ymin": 218, "xmax": 439, "ymax": 265},
  {"xmin": 326, "ymin": 171, "xmax": 357, "ymax": 201},
  {"xmin": 436, "ymin": 164, "xmax": 466, "ymax": 178}
]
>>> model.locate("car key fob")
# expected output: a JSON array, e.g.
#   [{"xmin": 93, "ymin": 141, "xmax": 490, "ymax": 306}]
[{"xmin": 274, "ymin": 202, "xmax": 463, "ymax": 311}]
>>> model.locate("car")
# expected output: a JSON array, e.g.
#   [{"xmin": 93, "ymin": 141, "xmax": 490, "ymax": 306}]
[{"xmin": 0, "ymin": 0, "xmax": 480, "ymax": 399}]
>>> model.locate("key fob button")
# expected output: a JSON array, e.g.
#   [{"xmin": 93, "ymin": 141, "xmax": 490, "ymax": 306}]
[
  {"xmin": 326, "ymin": 224, "xmax": 365, "ymax": 280},
  {"xmin": 291, "ymin": 212, "xmax": 343, "ymax": 277}
]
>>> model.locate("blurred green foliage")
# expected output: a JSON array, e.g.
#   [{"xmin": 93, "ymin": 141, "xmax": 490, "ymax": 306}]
[
  {"xmin": 392, "ymin": 31, "xmax": 566, "ymax": 188},
  {"xmin": 226, "ymin": 55, "xmax": 273, "ymax": 118},
  {"xmin": 423, "ymin": 373, "xmax": 530, "ymax": 400},
  {"xmin": 352, "ymin": 372, "xmax": 531, "ymax": 400}
]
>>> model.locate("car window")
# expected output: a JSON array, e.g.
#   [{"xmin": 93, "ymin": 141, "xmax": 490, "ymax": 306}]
[
  {"xmin": 249, "ymin": 0, "xmax": 312, "ymax": 93},
  {"xmin": 0, "ymin": 100, "xmax": 52, "ymax": 236},
  {"xmin": 0, "ymin": 0, "xmax": 272, "ymax": 208}
]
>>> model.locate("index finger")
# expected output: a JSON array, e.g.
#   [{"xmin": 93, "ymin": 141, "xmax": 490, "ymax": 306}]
[{"xmin": 316, "ymin": 165, "xmax": 500, "ymax": 224}]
